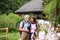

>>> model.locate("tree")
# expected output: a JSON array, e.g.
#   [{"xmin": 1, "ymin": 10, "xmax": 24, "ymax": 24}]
[
  {"xmin": 43, "ymin": 0, "xmax": 57, "ymax": 27},
  {"xmin": 0, "ymin": 0, "xmax": 30, "ymax": 14},
  {"xmin": 43, "ymin": 0, "xmax": 53, "ymax": 4},
  {"xmin": 43, "ymin": 0, "xmax": 57, "ymax": 20}
]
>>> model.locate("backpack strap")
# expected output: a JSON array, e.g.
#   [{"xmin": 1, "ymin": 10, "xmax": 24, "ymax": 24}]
[{"xmin": 22, "ymin": 21, "xmax": 24, "ymax": 28}]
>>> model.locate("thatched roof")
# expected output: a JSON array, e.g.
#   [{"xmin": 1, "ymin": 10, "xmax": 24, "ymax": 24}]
[{"xmin": 15, "ymin": 0, "xmax": 43, "ymax": 13}]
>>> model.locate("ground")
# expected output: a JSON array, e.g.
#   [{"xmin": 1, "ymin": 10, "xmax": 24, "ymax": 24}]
[{"xmin": 0, "ymin": 32, "xmax": 19, "ymax": 40}]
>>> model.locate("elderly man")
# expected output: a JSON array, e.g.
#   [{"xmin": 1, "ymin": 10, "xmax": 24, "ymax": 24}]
[{"xmin": 19, "ymin": 15, "xmax": 31, "ymax": 40}]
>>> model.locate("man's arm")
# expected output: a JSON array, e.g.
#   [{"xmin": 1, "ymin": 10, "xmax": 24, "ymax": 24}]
[{"xmin": 19, "ymin": 27, "xmax": 29, "ymax": 33}]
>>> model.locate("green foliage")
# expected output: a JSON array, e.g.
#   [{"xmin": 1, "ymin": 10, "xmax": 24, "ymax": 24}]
[
  {"xmin": 0, "ymin": 13, "xmax": 24, "ymax": 31},
  {"xmin": 43, "ymin": 0, "xmax": 57, "ymax": 20},
  {"xmin": 29, "ymin": 13, "xmax": 34, "ymax": 16},
  {"xmin": 0, "ymin": 0, "xmax": 30, "ymax": 14},
  {"xmin": 57, "ymin": 0, "xmax": 60, "ymax": 8},
  {"xmin": 0, "ymin": 14, "xmax": 7, "ymax": 27},
  {"xmin": 55, "ymin": 14, "xmax": 60, "ymax": 25},
  {"xmin": 43, "ymin": 0, "xmax": 52, "ymax": 4},
  {"xmin": 4, "ymin": 13, "xmax": 19, "ymax": 30},
  {"xmin": 43, "ymin": 0, "xmax": 60, "ymax": 26},
  {"xmin": 57, "ymin": 0, "xmax": 60, "ymax": 25}
]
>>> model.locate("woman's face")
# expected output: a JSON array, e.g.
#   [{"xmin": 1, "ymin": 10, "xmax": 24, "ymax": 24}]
[{"xmin": 31, "ymin": 18, "xmax": 34, "ymax": 22}]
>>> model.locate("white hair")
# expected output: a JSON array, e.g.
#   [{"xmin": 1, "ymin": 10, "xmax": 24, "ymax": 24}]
[{"xmin": 24, "ymin": 15, "xmax": 29, "ymax": 18}]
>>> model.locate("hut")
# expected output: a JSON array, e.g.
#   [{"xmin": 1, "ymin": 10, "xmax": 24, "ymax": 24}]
[{"xmin": 15, "ymin": 0, "xmax": 45, "ymax": 19}]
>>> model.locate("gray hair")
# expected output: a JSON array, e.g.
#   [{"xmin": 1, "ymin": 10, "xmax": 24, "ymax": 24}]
[{"xmin": 24, "ymin": 15, "xmax": 29, "ymax": 18}]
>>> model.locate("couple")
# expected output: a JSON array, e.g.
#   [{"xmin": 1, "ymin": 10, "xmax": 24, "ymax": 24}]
[{"xmin": 19, "ymin": 15, "xmax": 38, "ymax": 40}]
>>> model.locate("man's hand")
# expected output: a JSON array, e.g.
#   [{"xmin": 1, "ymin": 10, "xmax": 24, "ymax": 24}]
[{"xmin": 25, "ymin": 30, "xmax": 29, "ymax": 33}]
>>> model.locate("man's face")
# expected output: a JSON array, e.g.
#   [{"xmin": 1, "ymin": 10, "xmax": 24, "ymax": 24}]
[{"xmin": 25, "ymin": 17, "xmax": 29, "ymax": 21}]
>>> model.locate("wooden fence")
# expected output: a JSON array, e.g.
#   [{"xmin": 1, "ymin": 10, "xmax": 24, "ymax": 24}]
[{"xmin": 0, "ymin": 28, "xmax": 8, "ymax": 40}]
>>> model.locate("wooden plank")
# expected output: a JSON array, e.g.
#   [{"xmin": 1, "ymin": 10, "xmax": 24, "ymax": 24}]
[
  {"xmin": 0, "ymin": 28, "xmax": 6, "ymax": 30},
  {"xmin": 0, "ymin": 35, "xmax": 6, "ymax": 38}
]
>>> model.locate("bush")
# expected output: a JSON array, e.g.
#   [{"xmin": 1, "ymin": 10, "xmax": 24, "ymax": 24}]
[
  {"xmin": 0, "ymin": 14, "xmax": 7, "ymax": 28},
  {"xmin": 0, "ymin": 13, "xmax": 24, "ymax": 31}
]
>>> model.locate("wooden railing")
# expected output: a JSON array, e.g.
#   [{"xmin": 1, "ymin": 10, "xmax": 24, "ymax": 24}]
[{"xmin": 0, "ymin": 28, "xmax": 8, "ymax": 40}]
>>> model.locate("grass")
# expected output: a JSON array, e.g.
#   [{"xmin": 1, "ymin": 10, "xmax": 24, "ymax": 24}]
[{"xmin": 0, "ymin": 32, "xmax": 20, "ymax": 40}]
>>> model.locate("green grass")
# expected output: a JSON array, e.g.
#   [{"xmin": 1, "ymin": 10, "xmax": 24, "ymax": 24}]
[{"xmin": 0, "ymin": 32, "xmax": 20, "ymax": 40}]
